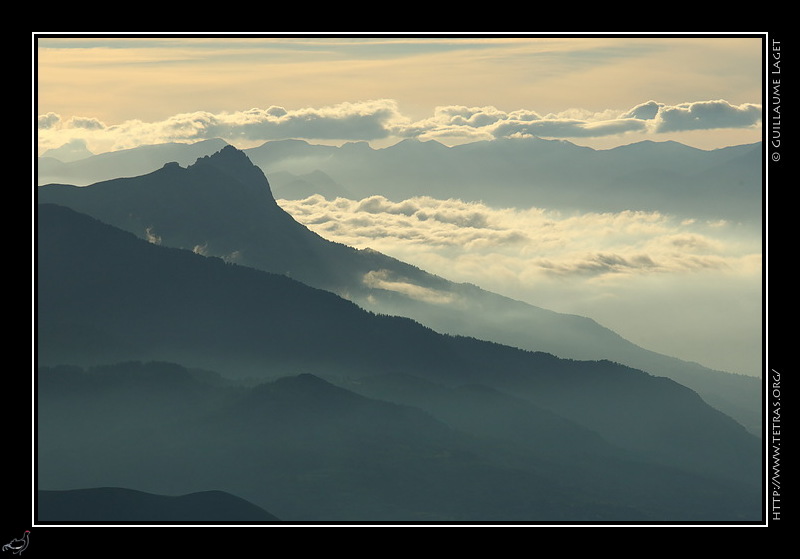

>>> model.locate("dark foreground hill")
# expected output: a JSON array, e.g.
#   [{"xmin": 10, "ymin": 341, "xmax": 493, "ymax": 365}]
[
  {"xmin": 36, "ymin": 145, "xmax": 761, "ymax": 435},
  {"xmin": 37, "ymin": 360, "xmax": 761, "ymax": 523},
  {"xmin": 35, "ymin": 204, "xmax": 761, "ymax": 522},
  {"xmin": 37, "ymin": 487, "xmax": 279, "ymax": 523}
]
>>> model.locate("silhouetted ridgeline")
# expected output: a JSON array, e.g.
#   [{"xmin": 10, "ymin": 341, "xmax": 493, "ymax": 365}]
[
  {"xmin": 36, "ymin": 204, "xmax": 761, "ymax": 522},
  {"xmin": 38, "ymin": 138, "xmax": 230, "ymax": 186},
  {"xmin": 36, "ymin": 145, "xmax": 761, "ymax": 435}
]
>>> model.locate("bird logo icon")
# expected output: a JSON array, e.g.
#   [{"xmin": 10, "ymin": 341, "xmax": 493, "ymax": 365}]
[{"xmin": 2, "ymin": 531, "xmax": 29, "ymax": 555}]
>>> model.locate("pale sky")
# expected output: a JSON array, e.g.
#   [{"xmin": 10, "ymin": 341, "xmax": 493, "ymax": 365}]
[{"xmin": 34, "ymin": 33, "xmax": 766, "ymax": 377}]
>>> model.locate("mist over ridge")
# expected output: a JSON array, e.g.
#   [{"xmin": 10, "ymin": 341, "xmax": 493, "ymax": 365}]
[{"xmin": 37, "ymin": 135, "xmax": 763, "ymax": 379}]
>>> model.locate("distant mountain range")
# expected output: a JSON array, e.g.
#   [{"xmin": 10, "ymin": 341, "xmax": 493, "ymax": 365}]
[
  {"xmin": 37, "ymin": 136, "xmax": 762, "ymax": 222},
  {"xmin": 37, "ymin": 145, "xmax": 762, "ymax": 436},
  {"xmin": 39, "ymin": 138, "xmax": 95, "ymax": 163},
  {"xmin": 254, "ymin": 137, "xmax": 762, "ymax": 222},
  {"xmin": 36, "ymin": 203, "xmax": 761, "ymax": 522},
  {"xmin": 38, "ymin": 139, "xmax": 229, "ymax": 186}
]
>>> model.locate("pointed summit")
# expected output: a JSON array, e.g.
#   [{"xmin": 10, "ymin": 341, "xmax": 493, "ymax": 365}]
[
  {"xmin": 186, "ymin": 145, "xmax": 278, "ymax": 204},
  {"xmin": 193, "ymin": 144, "xmax": 258, "ymax": 173},
  {"xmin": 38, "ymin": 146, "xmax": 294, "ymax": 264},
  {"xmin": 37, "ymin": 145, "xmax": 358, "ymax": 291}
]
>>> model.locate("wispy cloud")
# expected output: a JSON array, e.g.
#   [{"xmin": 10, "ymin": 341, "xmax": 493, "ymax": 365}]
[{"xmin": 363, "ymin": 270, "xmax": 460, "ymax": 305}]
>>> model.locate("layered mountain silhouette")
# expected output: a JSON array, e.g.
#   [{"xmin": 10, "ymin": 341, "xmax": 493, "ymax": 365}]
[
  {"xmin": 250, "ymin": 137, "xmax": 762, "ymax": 222},
  {"xmin": 37, "ymin": 357, "xmax": 761, "ymax": 522},
  {"xmin": 38, "ymin": 136, "xmax": 762, "ymax": 222},
  {"xmin": 38, "ymin": 138, "xmax": 229, "ymax": 186},
  {"xmin": 36, "ymin": 204, "xmax": 761, "ymax": 521},
  {"xmin": 37, "ymin": 487, "xmax": 279, "ymax": 523},
  {"xmin": 36, "ymin": 145, "xmax": 761, "ymax": 435}
]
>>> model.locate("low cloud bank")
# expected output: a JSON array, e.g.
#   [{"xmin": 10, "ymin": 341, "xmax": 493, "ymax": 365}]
[
  {"xmin": 38, "ymin": 98, "xmax": 762, "ymax": 153},
  {"xmin": 278, "ymin": 194, "xmax": 762, "ymax": 376},
  {"xmin": 280, "ymin": 194, "xmax": 761, "ymax": 282}
]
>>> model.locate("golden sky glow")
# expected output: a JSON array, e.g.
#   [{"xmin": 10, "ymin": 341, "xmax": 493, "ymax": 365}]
[{"xmin": 36, "ymin": 34, "xmax": 764, "ymax": 153}]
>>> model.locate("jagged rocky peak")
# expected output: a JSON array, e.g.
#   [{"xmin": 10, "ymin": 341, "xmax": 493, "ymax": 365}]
[
  {"xmin": 157, "ymin": 145, "xmax": 255, "ymax": 174},
  {"xmin": 193, "ymin": 144, "xmax": 255, "ymax": 169},
  {"xmin": 189, "ymin": 145, "xmax": 276, "ymax": 199}
]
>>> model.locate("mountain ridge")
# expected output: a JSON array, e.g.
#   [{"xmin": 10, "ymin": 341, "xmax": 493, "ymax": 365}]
[
  {"xmin": 250, "ymin": 136, "xmax": 762, "ymax": 221},
  {"xmin": 37, "ymin": 356, "xmax": 760, "ymax": 521},
  {"xmin": 36, "ymin": 144, "xmax": 762, "ymax": 435}
]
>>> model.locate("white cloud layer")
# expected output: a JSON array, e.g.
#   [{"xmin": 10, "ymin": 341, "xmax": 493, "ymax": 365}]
[
  {"xmin": 281, "ymin": 194, "xmax": 761, "ymax": 279},
  {"xmin": 278, "ymin": 194, "xmax": 763, "ymax": 376},
  {"xmin": 37, "ymin": 98, "xmax": 762, "ymax": 153}
]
